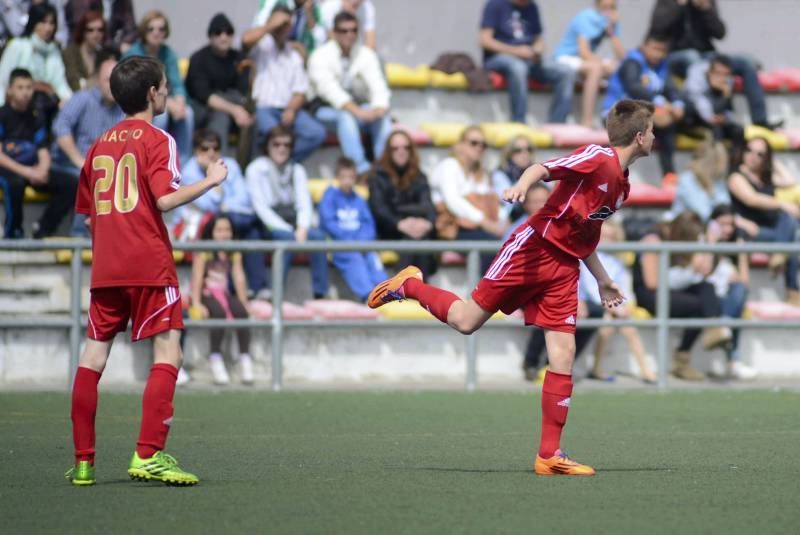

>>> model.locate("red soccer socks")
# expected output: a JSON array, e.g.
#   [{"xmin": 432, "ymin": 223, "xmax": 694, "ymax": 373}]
[
  {"xmin": 402, "ymin": 277, "xmax": 460, "ymax": 323},
  {"xmin": 71, "ymin": 366, "xmax": 102, "ymax": 465},
  {"xmin": 538, "ymin": 370, "xmax": 573, "ymax": 459},
  {"xmin": 136, "ymin": 363, "xmax": 178, "ymax": 459}
]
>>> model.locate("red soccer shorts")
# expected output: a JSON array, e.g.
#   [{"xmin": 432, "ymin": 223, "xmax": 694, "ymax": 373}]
[
  {"xmin": 471, "ymin": 224, "xmax": 580, "ymax": 333},
  {"xmin": 87, "ymin": 286, "xmax": 184, "ymax": 342}
]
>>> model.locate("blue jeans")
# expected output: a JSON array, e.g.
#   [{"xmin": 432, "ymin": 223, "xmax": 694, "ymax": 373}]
[
  {"xmin": 153, "ymin": 106, "xmax": 194, "ymax": 165},
  {"xmin": 315, "ymin": 105, "xmax": 392, "ymax": 174},
  {"xmin": 226, "ymin": 212, "xmax": 270, "ymax": 294},
  {"xmin": 720, "ymin": 282, "xmax": 748, "ymax": 361},
  {"xmin": 755, "ymin": 211, "xmax": 799, "ymax": 290},
  {"xmin": 484, "ymin": 53, "xmax": 577, "ymax": 123},
  {"xmin": 667, "ymin": 49, "xmax": 768, "ymax": 125},
  {"xmin": 270, "ymin": 227, "xmax": 329, "ymax": 298},
  {"xmin": 255, "ymin": 107, "xmax": 326, "ymax": 162},
  {"xmin": 332, "ymin": 251, "xmax": 387, "ymax": 301}
]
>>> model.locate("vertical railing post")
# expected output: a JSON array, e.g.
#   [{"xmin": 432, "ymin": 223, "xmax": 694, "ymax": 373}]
[
  {"xmin": 271, "ymin": 247, "xmax": 285, "ymax": 391},
  {"xmin": 656, "ymin": 249, "xmax": 671, "ymax": 390},
  {"xmin": 67, "ymin": 242, "xmax": 84, "ymax": 390},
  {"xmin": 464, "ymin": 249, "xmax": 481, "ymax": 391}
]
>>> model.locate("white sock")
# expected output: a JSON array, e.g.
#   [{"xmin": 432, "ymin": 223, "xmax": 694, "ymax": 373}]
[{"xmin": 209, "ymin": 352, "xmax": 223, "ymax": 363}]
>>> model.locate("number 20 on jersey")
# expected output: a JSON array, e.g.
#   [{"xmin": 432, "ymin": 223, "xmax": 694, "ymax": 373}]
[{"xmin": 93, "ymin": 153, "xmax": 139, "ymax": 215}]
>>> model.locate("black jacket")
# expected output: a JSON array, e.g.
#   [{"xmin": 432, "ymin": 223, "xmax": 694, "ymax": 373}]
[
  {"xmin": 649, "ymin": 0, "xmax": 726, "ymax": 53},
  {"xmin": 367, "ymin": 166, "xmax": 436, "ymax": 239}
]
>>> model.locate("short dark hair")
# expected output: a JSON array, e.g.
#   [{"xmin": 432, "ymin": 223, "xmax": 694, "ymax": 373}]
[
  {"xmin": 606, "ymin": 99, "xmax": 655, "ymax": 147},
  {"xmin": 644, "ymin": 31, "xmax": 670, "ymax": 45},
  {"xmin": 710, "ymin": 203, "xmax": 734, "ymax": 220},
  {"xmin": 23, "ymin": 3, "xmax": 57, "ymax": 38},
  {"xmin": 335, "ymin": 156, "xmax": 357, "ymax": 175},
  {"xmin": 193, "ymin": 129, "xmax": 222, "ymax": 149},
  {"xmin": 264, "ymin": 125, "xmax": 294, "ymax": 153},
  {"xmin": 333, "ymin": 11, "xmax": 359, "ymax": 30},
  {"xmin": 93, "ymin": 46, "xmax": 120, "ymax": 74},
  {"xmin": 110, "ymin": 56, "xmax": 164, "ymax": 115},
  {"xmin": 9, "ymin": 68, "xmax": 33, "ymax": 86},
  {"xmin": 710, "ymin": 54, "xmax": 733, "ymax": 71},
  {"xmin": 270, "ymin": 5, "xmax": 292, "ymax": 18}
]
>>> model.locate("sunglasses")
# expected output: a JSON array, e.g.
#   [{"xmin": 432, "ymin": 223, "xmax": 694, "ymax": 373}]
[
  {"xmin": 270, "ymin": 141, "xmax": 292, "ymax": 149},
  {"xmin": 390, "ymin": 144, "xmax": 411, "ymax": 152},
  {"xmin": 335, "ymin": 27, "xmax": 358, "ymax": 34},
  {"xmin": 212, "ymin": 29, "xmax": 233, "ymax": 36},
  {"xmin": 147, "ymin": 25, "xmax": 166, "ymax": 34},
  {"xmin": 511, "ymin": 146, "xmax": 533, "ymax": 155},
  {"xmin": 197, "ymin": 144, "xmax": 220, "ymax": 153},
  {"xmin": 466, "ymin": 139, "xmax": 488, "ymax": 149}
]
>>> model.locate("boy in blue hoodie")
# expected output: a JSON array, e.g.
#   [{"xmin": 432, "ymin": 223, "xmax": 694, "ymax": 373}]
[{"xmin": 319, "ymin": 156, "xmax": 387, "ymax": 302}]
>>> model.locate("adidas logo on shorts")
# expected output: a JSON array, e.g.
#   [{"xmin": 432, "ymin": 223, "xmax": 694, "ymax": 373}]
[{"xmin": 565, "ymin": 315, "xmax": 576, "ymax": 325}]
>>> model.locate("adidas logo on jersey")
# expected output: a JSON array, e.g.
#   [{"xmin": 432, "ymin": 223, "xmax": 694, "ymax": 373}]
[
  {"xmin": 565, "ymin": 315, "xmax": 576, "ymax": 325},
  {"xmin": 598, "ymin": 183, "xmax": 608, "ymax": 192},
  {"xmin": 557, "ymin": 397, "xmax": 571, "ymax": 408}
]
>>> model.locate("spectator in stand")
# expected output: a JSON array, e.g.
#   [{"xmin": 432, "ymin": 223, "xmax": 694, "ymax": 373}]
[
  {"xmin": 64, "ymin": 0, "xmax": 137, "ymax": 52},
  {"xmin": 186, "ymin": 13, "xmax": 254, "ymax": 163},
  {"xmin": 634, "ymin": 211, "xmax": 732, "ymax": 381},
  {"xmin": 320, "ymin": 0, "xmax": 376, "ymax": 49},
  {"xmin": 242, "ymin": 6, "xmax": 326, "ymax": 163},
  {"xmin": 0, "ymin": 69, "xmax": 52, "ymax": 238},
  {"xmin": 308, "ymin": 11, "xmax": 391, "ymax": 175},
  {"xmin": 430, "ymin": 126, "xmax": 508, "ymax": 273},
  {"xmin": 492, "ymin": 135, "xmax": 536, "ymax": 223},
  {"xmin": 0, "ymin": 3, "xmax": 72, "ymax": 125},
  {"xmin": 706, "ymin": 204, "xmax": 757, "ymax": 380},
  {"xmin": 189, "ymin": 214, "xmax": 255, "ymax": 386},
  {"xmin": 554, "ymin": 0, "xmax": 625, "ymax": 128},
  {"xmin": 62, "ymin": 10, "xmax": 106, "ymax": 91},
  {"xmin": 668, "ymin": 140, "xmax": 729, "ymax": 222},
  {"xmin": 603, "ymin": 33, "xmax": 684, "ymax": 181},
  {"xmin": 319, "ymin": 156, "xmax": 387, "ymax": 302},
  {"xmin": 648, "ymin": 0, "xmax": 780, "ymax": 130},
  {"xmin": 728, "ymin": 136, "xmax": 800, "ymax": 305},
  {"xmin": 505, "ymin": 182, "xmax": 549, "ymax": 242},
  {"xmin": 51, "ymin": 48, "xmax": 124, "ymax": 238},
  {"xmin": 479, "ymin": 0, "xmax": 576, "ymax": 124},
  {"xmin": 246, "ymin": 125, "xmax": 329, "ymax": 300},
  {"xmin": 123, "ymin": 10, "xmax": 193, "ymax": 163},
  {"xmin": 684, "ymin": 55, "xmax": 744, "ymax": 152},
  {"xmin": 368, "ymin": 130, "xmax": 438, "ymax": 277},
  {"xmin": 252, "ymin": 0, "xmax": 327, "ymax": 56}
]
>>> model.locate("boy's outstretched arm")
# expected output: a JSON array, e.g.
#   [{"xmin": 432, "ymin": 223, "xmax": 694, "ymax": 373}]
[
  {"xmin": 583, "ymin": 252, "xmax": 625, "ymax": 308},
  {"xmin": 156, "ymin": 159, "xmax": 228, "ymax": 212},
  {"xmin": 502, "ymin": 163, "xmax": 549, "ymax": 203}
]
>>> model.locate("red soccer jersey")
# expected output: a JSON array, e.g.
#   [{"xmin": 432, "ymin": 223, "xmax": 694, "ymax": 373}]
[
  {"xmin": 75, "ymin": 118, "xmax": 181, "ymax": 289},
  {"xmin": 527, "ymin": 144, "xmax": 629, "ymax": 259}
]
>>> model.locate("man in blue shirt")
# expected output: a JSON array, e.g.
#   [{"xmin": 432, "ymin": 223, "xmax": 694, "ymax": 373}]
[
  {"xmin": 51, "ymin": 48, "xmax": 125, "ymax": 237},
  {"xmin": 554, "ymin": 0, "xmax": 625, "ymax": 127},
  {"xmin": 479, "ymin": 0, "xmax": 576, "ymax": 124}
]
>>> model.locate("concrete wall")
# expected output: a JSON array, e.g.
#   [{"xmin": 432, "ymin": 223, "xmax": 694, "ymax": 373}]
[{"xmin": 140, "ymin": 0, "xmax": 798, "ymax": 69}]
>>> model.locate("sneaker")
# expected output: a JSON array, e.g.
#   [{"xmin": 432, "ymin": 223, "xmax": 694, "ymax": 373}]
[
  {"xmin": 209, "ymin": 355, "xmax": 230, "ymax": 385},
  {"xmin": 127, "ymin": 451, "xmax": 199, "ymax": 486},
  {"xmin": 730, "ymin": 361, "xmax": 758, "ymax": 380},
  {"xmin": 367, "ymin": 266, "xmax": 423, "ymax": 309},
  {"xmin": 239, "ymin": 354, "xmax": 254, "ymax": 385},
  {"xmin": 534, "ymin": 449, "xmax": 596, "ymax": 476},
  {"xmin": 176, "ymin": 367, "xmax": 191, "ymax": 386},
  {"xmin": 65, "ymin": 460, "xmax": 95, "ymax": 486}
]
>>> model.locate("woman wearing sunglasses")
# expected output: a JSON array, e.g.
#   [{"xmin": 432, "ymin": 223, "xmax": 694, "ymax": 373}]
[{"xmin": 62, "ymin": 11, "xmax": 107, "ymax": 91}]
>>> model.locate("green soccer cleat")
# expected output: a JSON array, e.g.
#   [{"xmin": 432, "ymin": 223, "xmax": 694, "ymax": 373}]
[
  {"xmin": 65, "ymin": 461, "xmax": 96, "ymax": 486},
  {"xmin": 127, "ymin": 451, "xmax": 199, "ymax": 486}
]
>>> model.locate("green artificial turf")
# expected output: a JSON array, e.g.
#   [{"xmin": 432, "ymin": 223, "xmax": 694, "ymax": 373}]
[{"xmin": 1, "ymin": 390, "xmax": 799, "ymax": 534}]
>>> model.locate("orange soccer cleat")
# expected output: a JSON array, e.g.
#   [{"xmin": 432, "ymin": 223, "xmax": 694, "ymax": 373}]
[
  {"xmin": 534, "ymin": 449, "xmax": 596, "ymax": 476},
  {"xmin": 367, "ymin": 266, "xmax": 423, "ymax": 309}
]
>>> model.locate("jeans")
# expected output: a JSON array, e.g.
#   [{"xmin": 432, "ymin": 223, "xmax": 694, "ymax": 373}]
[
  {"xmin": 523, "ymin": 301, "xmax": 604, "ymax": 369},
  {"xmin": 331, "ymin": 251, "xmax": 387, "ymax": 301},
  {"xmin": 226, "ymin": 212, "xmax": 270, "ymax": 294},
  {"xmin": 484, "ymin": 53, "xmax": 577, "ymax": 123},
  {"xmin": 270, "ymin": 227, "xmax": 329, "ymax": 298},
  {"xmin": 255, "ymin": 107, "xmax": 326, "ymax": 162},
  {"xmin": 315, "ymin": 105, "xmax": 392, "ymax": 174},
  {"xmin": 153, "ymin": 106, "xmax": 195, "ymax": 166},
  {"xmin": 755, "ymin": 211, "xmax": 799, "ymax": 290},
  {"xmin": 667, "ymin": 49, "xmax": 768, "ymax": 125},
  {"xmin": 720, "ymin": 282, "xmax": 748, "ymax": 361}
]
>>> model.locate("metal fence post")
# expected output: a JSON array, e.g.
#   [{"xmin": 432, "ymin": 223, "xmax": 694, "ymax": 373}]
[
  {"xmin": 464, "ymin": 249, "xmax": 481, "ymax": 391},
  {"xmin": 656, "ymin": 250, "xmax": 671, "ymax": 390},
  {"xmin": 68, "ymin": 243, "xmax": 84, "ymax": 389},
  {"xmin": 271, "ymin": 247, "xmax": 285, "ymax": 391}
]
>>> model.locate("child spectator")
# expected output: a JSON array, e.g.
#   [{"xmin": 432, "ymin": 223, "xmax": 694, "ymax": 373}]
[
  {"xmin": 479, "ymin": 0, "xmax": 576, "ymax": 124},
  {"xmin": 319, "ymin": 156, "xmax": 387, "ymax": 302},
  {"xmin": 492, "ymin": 135, "xmax": 536, "ymax": 222},
  {"xmin": 554, "ymin": 0, "xmax": 625, "ymax": 127},
  {"xmin": 123, "ymin": 10, "xmax": 193, "ymax": 163},
  {"xmin": 307, "ymin": 11, "xmax": 391, "ymax": 174},
  {"xmin": 603, "ymin": 33, "xmax": 684, "ymax": 180},
  {"xmin": 190, "ymin": 214, "xmax": 254, "ymax": 386},
  {"xmin": 245, "ymin": 125, "xmax": 329, "ymax": 300},
  {"xmin": 62, "ymin": 10, "xmax": 106, "ymax": 91},
  {"xmin": 368, "ymin": 130, "xmax": 438, "ymax": 277},
  {"xmin": 504, "ymin": 182, "xmax": 549, "ymax": 240},
  {"xmin": 0, "ymin": 69, "xmax": 53, "ymax": 238},
  {"xmin": 706, "ymin": 204, "xmax": 756, "ymax": 380},
  {"xmin": 668, "ymin": 140, "xmax": 729, "ymax": 222},
  {"xmin": 684, "ymin": 55, "xmax": 744, "ymax": 152}
]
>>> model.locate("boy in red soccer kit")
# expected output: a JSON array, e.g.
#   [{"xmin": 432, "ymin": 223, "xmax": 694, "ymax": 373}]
[
  {"xmin": 369, "ymin": 99, "xmax": 656, "ymax": 476},
  {"xmin": 65, "ymin": 56, "xmax": 228, "ymax": 486}
]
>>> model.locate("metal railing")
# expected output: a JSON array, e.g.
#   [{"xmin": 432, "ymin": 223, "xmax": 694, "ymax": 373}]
[{"xmin": 3, "ymin": 238, "xmax": 800, "ymax": 391}]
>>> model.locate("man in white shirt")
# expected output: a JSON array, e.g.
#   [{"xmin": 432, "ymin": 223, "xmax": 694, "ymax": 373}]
[
  {"xmin": 307, "ymin": 10, "xmax": 390, "ymax": 174},
  {"xmin": 243, "ymin": 5, "xmax": 326, "ymax": 162}
]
